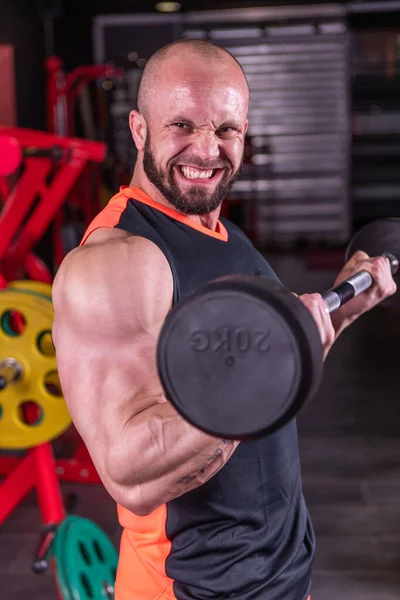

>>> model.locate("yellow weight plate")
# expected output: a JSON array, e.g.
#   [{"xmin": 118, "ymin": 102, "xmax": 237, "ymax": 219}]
[
  {"xmin": 8, "ymin": 280, "xmax": 52, "ymax": 301},
  {"xmin": 0, "ymin": 289, "xmax": 71, "ymax": 449}
]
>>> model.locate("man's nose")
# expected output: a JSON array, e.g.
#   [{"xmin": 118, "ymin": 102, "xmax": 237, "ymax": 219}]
[{"xmin": 190, "ymin": 131, "xmax": 220, "ymax": 162}]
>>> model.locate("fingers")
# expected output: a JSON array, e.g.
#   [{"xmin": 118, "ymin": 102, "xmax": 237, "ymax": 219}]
[
  {"xmin": 298, "ymin": 293, "xmax": 335, "ymax": 358},
  {"xmin": 355, "ymin": 256, "xmax": 396, "ymax": 300},
  {"xmin": 345, "ymin": 250, "xmax": 370, "ymax": 268},
  {"xmin": 371, "ymin": 256, "xmax": 397, "ymax": 298},
  {"xmin": 345, "ymin": 252, "xmax": 397, "ymax": 301}
]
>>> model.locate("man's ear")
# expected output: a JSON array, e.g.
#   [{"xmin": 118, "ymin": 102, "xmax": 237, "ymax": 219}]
[
  {"xmin": 129, "ymin": 110, "xmax": 147, "ymax": 151},
  {"xmin": 244, "ymin": 119, "xmax": 249, "ymax": 135}
]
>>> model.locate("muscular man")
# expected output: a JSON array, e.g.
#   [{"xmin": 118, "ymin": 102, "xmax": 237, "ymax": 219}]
[{"xmin": 52, "ymin": 39, "xmax": 396, "ymax": 600}]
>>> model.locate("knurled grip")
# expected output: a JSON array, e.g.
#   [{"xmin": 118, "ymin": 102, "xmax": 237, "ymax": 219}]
[{"xmin": 322, "ymin": 271, "xmax": 373, "ymax": 314}]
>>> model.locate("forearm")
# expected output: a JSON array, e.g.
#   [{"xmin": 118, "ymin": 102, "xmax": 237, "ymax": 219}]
[
  {"xmin": 330, "ymin": 311, "xmax": 355, "ymax": 342},
  {"xmin": 103, "ymin": 401, "xmax": 239, "ymax": 515}
]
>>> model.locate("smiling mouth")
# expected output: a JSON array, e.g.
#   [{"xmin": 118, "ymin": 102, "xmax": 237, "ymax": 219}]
[{"xmin": 177, "ymin": 165, "xmax": 221, "ymax": 181}]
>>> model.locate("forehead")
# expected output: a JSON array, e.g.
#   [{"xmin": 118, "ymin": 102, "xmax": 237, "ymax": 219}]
[{"xmin": 150, "ymin": 63, "xmax": 248, "ymax": 124}]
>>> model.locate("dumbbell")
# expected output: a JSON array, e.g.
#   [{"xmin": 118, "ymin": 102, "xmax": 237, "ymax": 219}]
[{"xmin": 156, "ymin": 218, "xmax": 400, "ymax": 440}]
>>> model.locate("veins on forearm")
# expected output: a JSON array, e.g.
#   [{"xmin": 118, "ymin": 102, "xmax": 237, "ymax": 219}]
[{"xmin": 177, "ymin": 439, "xmax": 233, "ymax": 485}]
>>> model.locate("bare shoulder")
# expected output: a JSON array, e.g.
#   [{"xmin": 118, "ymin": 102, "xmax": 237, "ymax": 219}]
[{"xmin": 52, "ymin": 228, "xmax": 173, "ymax": 339}]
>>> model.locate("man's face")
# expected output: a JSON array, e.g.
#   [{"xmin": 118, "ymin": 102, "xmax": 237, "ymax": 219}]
[{"xmin": 142, "ymin": 68, "xmax": 248, "ymax": 215}]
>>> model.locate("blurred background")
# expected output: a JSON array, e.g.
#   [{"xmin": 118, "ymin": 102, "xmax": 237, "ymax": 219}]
[{"xmin": 0, "ymin": 1, "xmax": 400, "ymax": 599}]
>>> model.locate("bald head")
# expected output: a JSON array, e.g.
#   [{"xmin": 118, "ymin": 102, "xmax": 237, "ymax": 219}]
[
  {"xmin": 137, "ymin": 39, "xmax": 249, "ymax": 119},
  {"xmin": 130, "ymin": 38, "xmax": 249, "ymax": 217}
]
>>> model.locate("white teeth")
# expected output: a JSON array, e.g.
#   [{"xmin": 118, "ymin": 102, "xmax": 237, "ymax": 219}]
[{"xmin": 180, "ymin": 166, "xmax": 214, "ymax": 180}]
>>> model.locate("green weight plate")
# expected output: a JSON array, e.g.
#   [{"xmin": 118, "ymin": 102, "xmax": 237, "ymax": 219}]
[
  {"xmin": 52, "ymin": 519, "xmax": 73, "ymax": 600},
  {"xmin": 59, "ymin": 516, "xmax": 118, "ymax": 600}
]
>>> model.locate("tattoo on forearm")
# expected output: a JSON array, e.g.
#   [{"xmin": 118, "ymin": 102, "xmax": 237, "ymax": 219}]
[{"xmin": 177, "ymin": 440, "xmax": 233, "ymax": 485}]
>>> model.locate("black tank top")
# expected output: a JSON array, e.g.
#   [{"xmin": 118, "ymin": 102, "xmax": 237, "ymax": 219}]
[{"xmin": 89, "ymin": 188, "xmax": 315, "ymax": 600}]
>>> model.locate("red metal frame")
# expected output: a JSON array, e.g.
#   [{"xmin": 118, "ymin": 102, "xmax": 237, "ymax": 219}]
[
  {"xmin": 0, "ymin": 454, "xmax": 100, "ymax": 487},
  {"xmin": 0, "ymin": 175, "xmax": 10, "ymax": 199},
  {"xmin": 0, "ymin": 55, "xmax": 121, "ymax": 583},
  {"xmin": 45, "ymin": 56, "xmax": 122, "ymax": 137},
  {"xmin": 43, "ymin": 57, "xmax": 123, "ymax": 267},
  {"xmin": 0, "ymin": 445, "xmax": 65, "ymax": 526},
  {"xmin": 0, "ymin": 126, "xmax": 105, "ymax": 277},
  {"xmin": 0, "ymin": 127, "xmax": 104, "ymax": 532}
]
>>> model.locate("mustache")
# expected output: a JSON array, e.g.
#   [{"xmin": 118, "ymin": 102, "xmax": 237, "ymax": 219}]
[{"xmin": 170, "ymin": 155, "xmax": 232, "ymax": 171}]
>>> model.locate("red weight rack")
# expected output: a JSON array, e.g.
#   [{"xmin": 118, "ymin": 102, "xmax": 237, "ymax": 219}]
[
  {"xmin": 45, "ymin": 56, "xmax": 122, "ymax": 138},
  {"xmin": 0, "ymin": 127, "xmax": 104, "ymax": 539}
]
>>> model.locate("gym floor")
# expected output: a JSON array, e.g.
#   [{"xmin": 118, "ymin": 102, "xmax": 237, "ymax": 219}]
[{"xmin": 1, "ymin": 254, "xmax": 400, "ymax": 600}]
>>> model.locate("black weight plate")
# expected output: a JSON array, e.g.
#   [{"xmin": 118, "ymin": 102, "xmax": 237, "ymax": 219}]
[
  {"xmin": 346, "ymin": 218, "xmax": 400, "ymax": 307},
  {"xmin": 346, "ymin": 218, "xmax": 400, "ymax": 276},
  {"xmin": 157, "ymin": 276, "xmax": 323, "ymax": 439}
]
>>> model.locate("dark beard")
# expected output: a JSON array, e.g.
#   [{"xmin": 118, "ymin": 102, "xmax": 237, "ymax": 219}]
[{"xmin": 143, "ymin": 135, "xmax": 242, "ymax": 216}]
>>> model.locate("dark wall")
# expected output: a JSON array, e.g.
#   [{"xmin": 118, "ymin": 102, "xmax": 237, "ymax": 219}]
[
  {"xmin": 0, "ymin": 0, "xmax": 399, "ymax": 133},
  {"xmin": 0, "ymin": 0, "xmax": 102, "ymax": 131},
  {"xmin": 0, "ymin": 0, "xmax": 46, "ymax": 130},
  {"xmin": 53, "ymin": 3, "xmax": 95, "ymax": 70}
]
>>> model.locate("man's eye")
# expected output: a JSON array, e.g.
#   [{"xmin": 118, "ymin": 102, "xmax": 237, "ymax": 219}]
[
  {"xmin": 217, "ymin": 127, "xmax": 237, "ymax": 138},
  {"xmin": 173, "ymin": 123, "xmax": 192, "ymax": 131}
]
